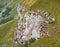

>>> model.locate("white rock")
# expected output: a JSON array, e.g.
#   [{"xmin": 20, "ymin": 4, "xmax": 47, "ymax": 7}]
[{"xmin": 52, "ymin": 18, "xmax": 55, "ymax": 21}]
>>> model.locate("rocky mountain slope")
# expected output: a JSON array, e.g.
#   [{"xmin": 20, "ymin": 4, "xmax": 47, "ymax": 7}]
[{"xmin": 0, "ymin": 0, "xmax": 60, "ymax": 47}]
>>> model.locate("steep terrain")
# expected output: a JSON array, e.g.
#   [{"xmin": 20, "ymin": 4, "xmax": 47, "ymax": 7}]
[
  {"xmin": 0, "ymin": 0, "xmax": 60, "ymax": 47},
  {"xmin": 20, "ymin": 0, "xmax": 60, "ymax": 47}
]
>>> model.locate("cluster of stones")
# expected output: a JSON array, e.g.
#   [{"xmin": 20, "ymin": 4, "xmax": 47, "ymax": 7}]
[
  {"xmin": 38, "ymin": 10, "xmax": 55, "ymax": 23},
  {"xmin": 13, "ymin": 5, "xmax": 50, "ymax": 45}
]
